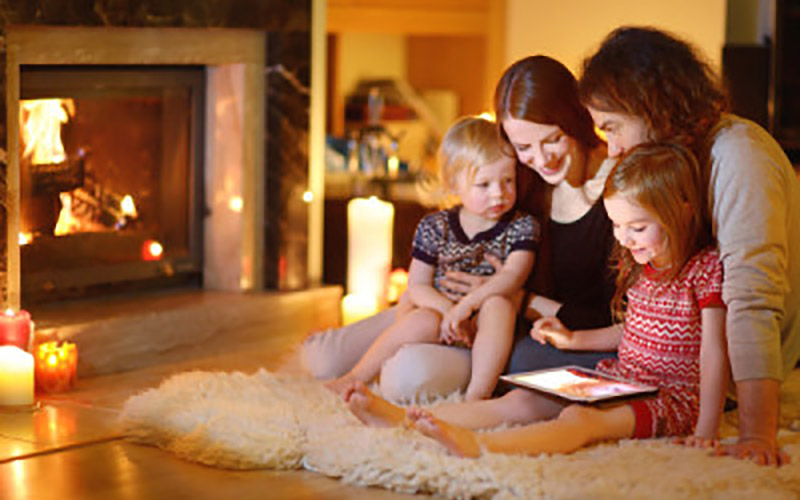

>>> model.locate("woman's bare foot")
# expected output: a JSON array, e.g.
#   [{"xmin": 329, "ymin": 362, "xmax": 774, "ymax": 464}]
[
  {"xmin": 407, "ymin": 407, "xmax": 482, "ymax": 458},
  {"xmin": 344, "ymin": 381, "xmax": 406, "ymax": 427}
]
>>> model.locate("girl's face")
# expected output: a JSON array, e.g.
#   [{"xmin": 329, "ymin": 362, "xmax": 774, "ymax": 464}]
[
  {"xmin": 604, "ymin": 193, "xmax": 670, "ymax": 268},
  {"xmin": 501, "ymin": 117, "xmax": 581, "ymax": 186},
  {"xmin": 588, "ymin": 107, "xmax": 650, "ymax": 158},
  {"xmin": 456, "ymin": 155, "xmax": 517, "ymax": 223}
]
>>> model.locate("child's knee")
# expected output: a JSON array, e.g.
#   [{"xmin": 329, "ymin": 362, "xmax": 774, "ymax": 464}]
[{"xmin": 479, "ymin": 295, "xmax": 515, "ymax": 316}]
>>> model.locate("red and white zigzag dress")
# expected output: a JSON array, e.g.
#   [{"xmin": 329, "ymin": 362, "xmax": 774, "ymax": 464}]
[{"xmin": 595, "ymin": 246, "xmax": 724, "ymax": 438}]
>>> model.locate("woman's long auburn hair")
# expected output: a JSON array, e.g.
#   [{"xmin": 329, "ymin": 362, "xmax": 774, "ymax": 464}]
[
  {"xmin": 604, "ymin": 143, "xmax": 712, "ymax": 320},
  {"xmin": 578, "ymin": 26, "xmax": 728, "ymax": 166},
  {"xmin": 494, "ymin": 55, "xmax": 602, "ymax": 219}
]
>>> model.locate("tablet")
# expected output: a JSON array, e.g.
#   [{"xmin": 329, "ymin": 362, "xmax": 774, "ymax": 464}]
[{"xmin": 500, "ymin": 366, "xmax": 658, "ymax": 403}]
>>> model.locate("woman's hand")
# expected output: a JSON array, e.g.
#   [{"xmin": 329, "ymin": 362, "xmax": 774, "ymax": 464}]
[
  {"xmin": 530, "ymin": 317, "xmax": 574, "ymax": 349},
  {"xmin": 439, "ymin": 254, "xmax": 504, "ymax": 300}
]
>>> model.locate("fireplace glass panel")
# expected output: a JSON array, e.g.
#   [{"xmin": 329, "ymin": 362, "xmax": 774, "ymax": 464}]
[{"xmin": 19, "ymin": 66, "xmax": 205, "ymax": 302}]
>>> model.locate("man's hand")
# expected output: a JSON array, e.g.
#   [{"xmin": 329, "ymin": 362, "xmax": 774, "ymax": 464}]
[{"xmin": 715, "ymin": 378, "xmax": 789, "ymax": 466}]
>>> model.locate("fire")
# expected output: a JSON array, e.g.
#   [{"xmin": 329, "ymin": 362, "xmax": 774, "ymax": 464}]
[
  {"xmin": 120, "ymin": 195, "xmax": 138, "ymax": 218},
  {"xmin": 20, "ymin": 99, "xmax": 75, "ymax": 165},
  {"xmin": 54, "ymin": 192, "xmax": 81, "ymax": 236}
]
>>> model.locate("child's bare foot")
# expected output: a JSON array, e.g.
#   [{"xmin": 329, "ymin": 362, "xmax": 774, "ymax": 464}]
[
  {"xmin": 344, "ymin": 381, "xmax": 406, "ymax": 427},
  {"xmin": 407, "ymin": 407, "xmax": 482, "ymax": 458},
  {"xmin": 324, "ymin": 374, "xmax": 358, "ymax": 396}
]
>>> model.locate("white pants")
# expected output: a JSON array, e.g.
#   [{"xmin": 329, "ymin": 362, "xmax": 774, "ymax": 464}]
[{"xmin": 300, "ymin": 306, "xmax": 472, "ymax": 402}]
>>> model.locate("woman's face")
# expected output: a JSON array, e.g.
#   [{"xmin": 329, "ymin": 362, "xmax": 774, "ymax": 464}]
[
  {"xmin": 588, "ymin": 107, "xmax": 651, "ymax": 158},
  {"xmin": 501, "ymin": 117, "xmax": 580, "ymax": 186}
]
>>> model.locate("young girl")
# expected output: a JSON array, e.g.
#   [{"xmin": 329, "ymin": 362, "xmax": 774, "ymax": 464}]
[
  {"xmin": 326, "ymin": 116, "xmax": 538, "ymax": 401},
  {"xmin": 345, "ymin": 143, "xmax": 729, "ymax": 458}
]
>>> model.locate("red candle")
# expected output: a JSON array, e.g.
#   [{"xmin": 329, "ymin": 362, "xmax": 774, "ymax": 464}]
[
  {"xmin": 0, "ymin": 309, "xmax": 32, "ymax": 351},
  {"xmin": 35, "ymin": 341, "xmax": 78, "ymax": 393}
]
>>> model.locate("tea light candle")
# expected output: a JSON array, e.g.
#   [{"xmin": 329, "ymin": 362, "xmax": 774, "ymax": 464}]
[
  {"xmin": 0, "ymin": 309, "xmax": 32, "ymax": 351},
  {"xmin": 347, "ymin": 197, "xmax": 394, "ymax": 308},
  {"xmin": 34, "ymin": 341, "xmax": 78, "ymax": 393},
  {"xmin": 0, "ymin": 346, "xmax": 34, "ymax": 406}
]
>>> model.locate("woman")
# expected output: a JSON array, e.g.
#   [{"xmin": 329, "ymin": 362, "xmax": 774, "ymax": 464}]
[
  {"xmin": 303, "ymin": 56, "xmax": 618, "ymax": 402},
  {"xmin": 577, "ymin": 25, "xmax": 800, "ymax": 466}
]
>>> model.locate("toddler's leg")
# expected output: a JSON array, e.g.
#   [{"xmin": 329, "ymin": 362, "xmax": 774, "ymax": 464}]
[
  {"xmin": 325, "ymin": 307, "xmax": 440, "ymax": 395},
  {"xmin": 465, "ymin": 295, "xmax": 516, "ymax": 400}
]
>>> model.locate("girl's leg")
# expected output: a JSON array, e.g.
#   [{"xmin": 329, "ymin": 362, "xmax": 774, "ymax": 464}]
[
  {"xmin": 410, "ymin": 402, "xmax": 636, "ymax": 458},
  {"xmin": 347, "ymin": 382, "xmax": 563, "ymax": 431},
  {"xmin": 464, "ymin": 295, "xmax": 516, "ymax": 400},
  {"xmin": 325, "ymin": 307, "xmax": 440, "ymax": 394}
]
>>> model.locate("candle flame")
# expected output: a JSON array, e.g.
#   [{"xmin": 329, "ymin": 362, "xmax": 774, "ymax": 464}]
[
  {"xmin": 228, "ymin": 196, "xmax": 244, "ymax": 213},
  {"xmin": 4, "ymin": 308, "xmax": 14, "ymax": 317},
  {"xmin": 20, "ymin": 98, "xmax": 75, "ymax": 165},
  {"xmin": 18, "ymin": 232, "xmax": 33, "ymax": 245}
]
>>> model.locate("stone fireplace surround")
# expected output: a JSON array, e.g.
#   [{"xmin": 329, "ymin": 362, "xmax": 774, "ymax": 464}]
[{"xmin": 0, "ymin": 3, "xmax": 339, "ymax": 376}]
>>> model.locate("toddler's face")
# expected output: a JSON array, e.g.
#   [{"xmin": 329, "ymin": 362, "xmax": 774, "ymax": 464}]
[
  {"xmin": 604, "ymin": 193, "xmax": 670, "ymax": 268},
  {"xmin": 456, "ymin": 155, "xmax": 517, "ymax": 223}
]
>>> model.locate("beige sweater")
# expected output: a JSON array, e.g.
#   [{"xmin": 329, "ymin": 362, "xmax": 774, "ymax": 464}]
[{"xmin": 708, "ymin": 115, "xmax": 800, "ymax": 381}]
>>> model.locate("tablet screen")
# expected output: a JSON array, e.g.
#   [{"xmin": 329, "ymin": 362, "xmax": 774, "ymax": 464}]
[{"xmin": 501, "ymin": 366, "xmax": 658, "ymax": 403}]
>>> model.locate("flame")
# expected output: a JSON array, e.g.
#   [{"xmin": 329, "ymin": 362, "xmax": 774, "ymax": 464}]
[
  {"xmin": 54, "ymin": 192, "xmax": 80, "ymax": 236},
  {"xmin": 18, "ymin": 232, "xmax": 33, "ymax": 245},
  {"xmin": 120, "ymin": 195, "xmax": 138, "ymax": 218},
  {"xmin": 20, "ymin": 99, "xmax": 75, "ymax": 165}
]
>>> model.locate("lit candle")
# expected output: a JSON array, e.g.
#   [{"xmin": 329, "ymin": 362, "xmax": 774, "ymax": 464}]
[
  {"xmin": 347, "ymin": 197, "xmax": 394, "ymax": 309},
  {"xmin": 34, "ymin": 341, "xmax": 78, "ymax": 393},
  {"xmin": 0, "ymin": 309, "xmax": 32, "ymax": 351},
  {"xmin": 341, "ymin": 294, "xmax": 379, "ymax": 325},
  {"xmin": 0, "ymin": 346, "xmax": 34, "ymax": 406}
]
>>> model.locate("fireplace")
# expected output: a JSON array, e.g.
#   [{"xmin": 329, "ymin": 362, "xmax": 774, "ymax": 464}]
[
  {"xmin": 19, "ymin": 65, "xmax": 205, "ymax": 302},
  {"xmin": 5, "ymin": 26, "xmax": 268, "ymax": 309}
]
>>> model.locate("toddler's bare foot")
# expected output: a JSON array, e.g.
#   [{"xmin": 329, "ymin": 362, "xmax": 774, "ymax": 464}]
[
  {"xmin": 407, "ymin": 407, "xmax": 482, "ymax": 458},
  {"xmin": 344, "ymin": 381, "xmax": 406, "ymax": 427},
  {"xmin": 324, "ymin": 375, "xmax": 357, "ymax": 396}
]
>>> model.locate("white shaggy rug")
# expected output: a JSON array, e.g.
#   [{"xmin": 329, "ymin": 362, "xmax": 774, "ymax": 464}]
[{"xmin": 118, "ymin": 369, "xmax": 800, "ymax": 499}]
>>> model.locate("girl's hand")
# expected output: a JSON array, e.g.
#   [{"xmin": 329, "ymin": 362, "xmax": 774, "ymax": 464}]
[
  {"xmin": 530, "ymin": 317, "xmax": 573, "ymax": 349},
  {"xmin": 439, "ymin": 254, "xmax": 503, "ymax": 300},
  {"xmin": 674, "ymin": 434, "xmax": 720, "ymax": 450}
]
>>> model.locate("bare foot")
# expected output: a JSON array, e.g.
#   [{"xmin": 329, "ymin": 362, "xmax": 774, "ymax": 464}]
[
  {"xmin": 344, "ymin": 381, "xmax": 406, "ymax": 427},
  {"xmin": 407, "ymin": 407, "xmax": 482, "ymax": 458},
  {"xmin": 324, "ymin": 374, "xmax": 357, "ymax": 396}
]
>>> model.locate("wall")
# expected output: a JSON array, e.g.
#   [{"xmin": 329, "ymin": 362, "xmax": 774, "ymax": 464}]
[
  {"xmin": 338, "ymin": 32, "xmax": 407, "ymax": 98},
  {"xmin": 505, "ymin": 0, "xmax": 727, "ymax": 74}
]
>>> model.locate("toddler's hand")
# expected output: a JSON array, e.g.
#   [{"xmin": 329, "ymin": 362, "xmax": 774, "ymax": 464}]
[{"xmin": 530, "ymin": 317, "xmax": 573, "ymax": 349}]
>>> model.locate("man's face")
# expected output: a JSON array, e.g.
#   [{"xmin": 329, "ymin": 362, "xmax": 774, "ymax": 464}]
[{"xmin": 588, "ymin": 107, "xmax": 651, "ymax": 158}]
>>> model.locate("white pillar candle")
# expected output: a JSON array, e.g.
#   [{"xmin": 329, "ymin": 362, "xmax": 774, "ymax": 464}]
[
  {"xmin": 341, "ymin": 293, "xmax": 379, "ymax": 326},
  {"xmin": 0, "ymin": 345, "xmax": 34, "ymax": 406},
  {"xmin": 347, "ymin": 196, "xmax": 394, "ymax": 308}
]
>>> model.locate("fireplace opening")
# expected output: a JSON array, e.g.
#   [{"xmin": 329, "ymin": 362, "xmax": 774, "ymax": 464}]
[{"xmin": 19, "ymin": 65, "xmax": 206, "ymax": 304}]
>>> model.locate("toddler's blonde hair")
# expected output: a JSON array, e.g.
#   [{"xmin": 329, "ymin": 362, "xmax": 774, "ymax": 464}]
[{"xmin": 433, "ymin": 116, "xmax": 515, "ymax": 206}]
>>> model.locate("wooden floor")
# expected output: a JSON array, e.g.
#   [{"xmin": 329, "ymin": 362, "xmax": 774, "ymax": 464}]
[{"xmin": 0, "ymin": 289, "xmax": 425, "ymax": 500}]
